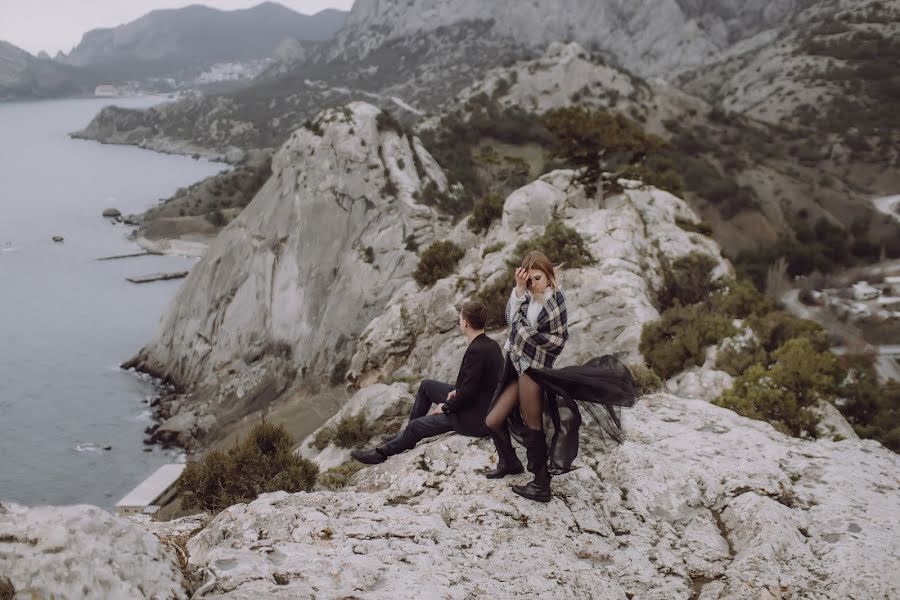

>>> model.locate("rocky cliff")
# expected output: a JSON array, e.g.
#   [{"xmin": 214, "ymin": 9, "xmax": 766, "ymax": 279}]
[{"xmin": 127, "ymin": 102, "xmax": 450, "ymax": 449}]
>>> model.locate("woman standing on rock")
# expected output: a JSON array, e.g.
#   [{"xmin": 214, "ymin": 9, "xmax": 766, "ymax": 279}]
[{"xmin": 485, "ymin": 250, "xmax": 637, "ymax": 502}]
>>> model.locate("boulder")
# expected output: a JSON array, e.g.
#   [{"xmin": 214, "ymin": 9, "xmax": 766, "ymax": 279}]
[
  {"xmin": 102, "ymin": 208, "xmax": 122, "ymax": 218},
  {"xmin": 0, "ymin": 503, "xmax": 187, "ymax": 600}
]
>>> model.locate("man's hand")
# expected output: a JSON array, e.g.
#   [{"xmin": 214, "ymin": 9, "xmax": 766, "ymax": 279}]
[{"xmin": 446, "ymin": 390, "xmax": 457, "ymax": 402}]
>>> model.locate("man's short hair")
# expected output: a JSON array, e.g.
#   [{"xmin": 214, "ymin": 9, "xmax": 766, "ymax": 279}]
[{"xmin": 461, "ymin": 300, "xmax": 487, "ymax": 330}]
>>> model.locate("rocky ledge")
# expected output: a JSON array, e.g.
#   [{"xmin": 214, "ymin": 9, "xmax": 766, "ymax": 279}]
[{"xmin": 2, "ymin": 389, "xmax": 898, "ymax": 599}]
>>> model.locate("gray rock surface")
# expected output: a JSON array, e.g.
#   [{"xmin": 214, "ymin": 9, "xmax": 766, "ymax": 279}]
[
  {"xmin": 178, "ymin": 393, "xmax": 900, "ymax": 599},
  {"xmin": 0, "ymin": 502, "xmax": 187, "ymax": 599},
  {"xmin": 128, "ymin": 102, "xmax": 449, "ymax": 446}
]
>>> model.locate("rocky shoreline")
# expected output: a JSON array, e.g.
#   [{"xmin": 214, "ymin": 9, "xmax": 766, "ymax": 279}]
[{"xmin": 71, "ymin": 102, "xmax": 248, "ymax": 164}]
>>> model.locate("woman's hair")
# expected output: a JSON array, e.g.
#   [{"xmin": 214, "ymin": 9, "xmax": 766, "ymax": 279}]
[{"xmin": 521, "ymin": 250, "xmax": 559, "ymax": 291}]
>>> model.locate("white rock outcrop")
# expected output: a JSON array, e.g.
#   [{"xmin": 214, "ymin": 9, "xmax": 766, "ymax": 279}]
[
  {"xmin": 128, "ymin": 102, "xmax": 450, "ymax": 445},
  {"xmin": 349, "ymin": 173, "xmax": 729, "ymax": 385},
  {"xmin": 0, "ymin": 503, "xmax": 187, "ymax": 600},
  {"xmin": 175, "ymin": 393, "xmax": 900, "ymax": 599}
]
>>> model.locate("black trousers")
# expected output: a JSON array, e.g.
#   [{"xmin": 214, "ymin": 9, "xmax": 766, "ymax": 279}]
[{"xmin": 379, "ymin": 379, "xmax": 454, "ymax": 456}]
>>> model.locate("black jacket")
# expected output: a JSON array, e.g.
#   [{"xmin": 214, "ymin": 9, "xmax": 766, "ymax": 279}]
[{"xmin": 441, "ymin": 333, "xmax": 504, "ymax": 436}]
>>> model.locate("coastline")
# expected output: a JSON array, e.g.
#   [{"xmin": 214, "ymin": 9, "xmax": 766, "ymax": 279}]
[{"xmin": 134, "ymin": 235, "xmax": 210, "ymax": 258}]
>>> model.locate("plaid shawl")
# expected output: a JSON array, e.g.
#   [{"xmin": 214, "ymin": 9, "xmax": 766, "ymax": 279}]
[{"xmin": 505, "ymin": 288, "xmax": 569, "ymax": 369}]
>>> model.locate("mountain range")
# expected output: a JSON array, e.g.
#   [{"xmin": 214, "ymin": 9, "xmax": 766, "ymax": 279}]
[
  {"xmin": 58, "ymin": 2, "xmax": 347, "ymax": 80},
  {"xmin": 0, "ymin": 2, "xmax": 349, "ymax": 99},
  {"xmin": 0, "ymin": 40, "xmax": 92, "ymax": 100}
]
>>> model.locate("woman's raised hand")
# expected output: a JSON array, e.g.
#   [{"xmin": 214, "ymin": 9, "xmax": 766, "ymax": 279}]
[{"xmin": 514, "ymin": 267, "xmax": 529, "ymax": 294}]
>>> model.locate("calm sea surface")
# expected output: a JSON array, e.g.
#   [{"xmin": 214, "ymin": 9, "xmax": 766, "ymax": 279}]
[{"xmin": 0, "ymin": 97, "xmax": 224, "ymax": 509}]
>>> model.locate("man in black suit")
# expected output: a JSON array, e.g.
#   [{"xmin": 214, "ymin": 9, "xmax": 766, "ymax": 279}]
[{"xmin": 351, "ymin": 300, "xmax": 505, "ymax": 464}]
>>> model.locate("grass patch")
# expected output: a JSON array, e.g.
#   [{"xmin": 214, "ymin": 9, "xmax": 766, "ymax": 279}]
[
  {"xmin": 318, "ymin": 461, "xmax": 367, "ymax": 490},
  {"xmin": 627, "ymin": 363, "xmax": 663, "ymax": 395}
]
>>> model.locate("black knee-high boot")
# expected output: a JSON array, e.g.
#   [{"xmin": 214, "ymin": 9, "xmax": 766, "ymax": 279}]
[
  {"xmin": 512, "ymin": 428, "xmax": 551, "ymax": 502},
  {"xmin": 485, "ymin": 425, "xmax": 524, "ymax": 479}
]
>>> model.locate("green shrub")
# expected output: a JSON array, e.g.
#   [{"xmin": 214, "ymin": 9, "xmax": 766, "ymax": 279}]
[
  {"xmin": 313, "ymin": 412, "xmax": 379, "ymax": 450},
  {"xmin": 376, "ymin": 110, "xmax": 405, "ymax": 134},
  {"xmin": 714, "ymin": 338, "xmax": 839, "ymax": 437},
  {"xmin": 711, "ymin": 279, "xmax": 775, "ymax": 319},
  {"xmin": 513, "ymin": 219, "xmax": 593, "ymax": 269},
  {"xmin": 657, "ymin": 253, "xmax": 721, "ymax": 311},
  {"xmin": 835, "ymin": 356, "xmax": 900, "ymax": 452},
  {"xmin": 177, "ymin": 422, "xmax": 318, "ymax": 512},
  {"xmin": 205, "ymin": 209, "xmax": 228, "ymax": 227},
  {"xmin": 640, "ymin": 303, "xmax": 736, "ymax": 380},
  {"xmin": 715, "ymin": 344, "xmax": 767, "ymax": 377},
  {"xmin": 333, "ymin": 412, "xmax": 379, "ymax": 448},
  {"xmin": 318, "ymin": 461, "xmax": 366, "ymax": 490},
  {"xmin": 747, "ymin": 311, "xmax": 829, "ymax": 354},
  {"xmin": 468, "ymin": 193, "xmax": 505, "ymax": 234},
  {"xmin": 617, "ymin": 156, "xmax": 684, "ymax": 196},
  {"xmin": 362, "ymin": 246, "xmax": 375, "ymax": 264},
  {"xmin": 311, "ymin": 426, "xmax": 332, "ymax": 451},
  {"xmin": 382, "ymin": 177, "xmax": 399, "ymax": 198},
  {"xmin": 675, "ymin": 217, "xmax": 714, "ymax": 236},
  {"xmin": 414, "ymin": 241, "xmax": 466, "ymax": 287},
  {"xmin": 330, "ymin": 358, "xmax": 350, "ymax": 386},
  {"xmin": 482, "ymin": 242, "xmax": 505, "ymax": 257},
  {"xmin": 627, "ymin": 363, "xmax": 663, "ymax": 395},
  {"xmin": 477, "ymin": 271, "xmax": 516, "ymax": 330}
]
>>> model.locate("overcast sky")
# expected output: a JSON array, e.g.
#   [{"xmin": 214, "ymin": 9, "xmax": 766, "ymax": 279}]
[{"xmin": 1, "ymin": 0, "xmax": 356, "ymax": 56}]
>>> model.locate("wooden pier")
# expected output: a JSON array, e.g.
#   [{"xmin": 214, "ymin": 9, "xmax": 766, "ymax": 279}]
[{"xmin": 126, "ymin": 271, "xmax": 189, "ymax": 284}]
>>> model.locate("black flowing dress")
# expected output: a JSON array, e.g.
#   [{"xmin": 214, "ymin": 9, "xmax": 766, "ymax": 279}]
[{"xmin": 493, "ymin": 354, "xmax": 638, "ymax": 474}]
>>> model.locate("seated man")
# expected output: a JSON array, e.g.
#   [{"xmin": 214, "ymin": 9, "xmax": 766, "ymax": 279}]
[{"xmin": 351, "ymin": 300, "xmax": 504, "ymax": 464}]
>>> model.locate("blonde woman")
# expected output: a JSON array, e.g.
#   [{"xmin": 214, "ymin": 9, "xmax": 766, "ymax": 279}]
[
  {"xmin": 485, "ymin": 251, "xmax": 568, "ymax": 502},
  {"xmin": 485, "ymin": 250, "xmax": 637, "ymax": 503}
]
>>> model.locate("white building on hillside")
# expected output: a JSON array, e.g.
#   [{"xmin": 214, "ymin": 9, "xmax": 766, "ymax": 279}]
[{"xmin": 115, "ymin": 463, "xmax": 186, "ymax": 519}]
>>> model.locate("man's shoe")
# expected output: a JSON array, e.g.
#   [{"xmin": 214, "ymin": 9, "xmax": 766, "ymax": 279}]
[
  {"xmin": 485, "ymin": 462, "xmax": 525, "ymax": 479},
  {"xmin": 512, "ymin": 480, "xmax": 551, "ymax": 502},
  {"xmin": 485, "ymin": 428, "xmax": 524, "ymax": 479},
  {"xmin": 351, "ymin": 448, "xmax": 387, "ymax": 465}
]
